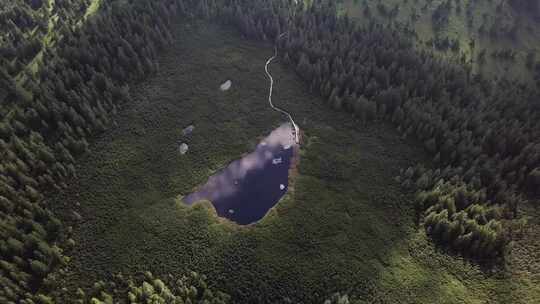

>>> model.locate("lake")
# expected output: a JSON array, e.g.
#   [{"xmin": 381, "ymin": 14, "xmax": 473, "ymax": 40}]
[{"xmin": 183, "ymin": 123, "xmax": 298, "ymax": 225}]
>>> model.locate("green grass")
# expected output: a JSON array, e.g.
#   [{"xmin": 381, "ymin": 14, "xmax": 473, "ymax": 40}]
[
  {"xmin": 84, "ymin": 0, "xmax": 101, "ymax": 20},
  {"xmin": 50, "ymin": 21, "xmax": 539, "ymax": 303}
]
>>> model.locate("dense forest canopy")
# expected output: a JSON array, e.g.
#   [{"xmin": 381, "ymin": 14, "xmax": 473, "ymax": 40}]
[
  {"xmin": 338, "ymin": 0, "xmax": 540, "ymax": 87},
  {"xmin": 509, "ymin": 0, "xmax": 540, "ymax": 17},
  {"xmin": 0, "ymin": 0, "xmax": 539, "ymax": 303}
]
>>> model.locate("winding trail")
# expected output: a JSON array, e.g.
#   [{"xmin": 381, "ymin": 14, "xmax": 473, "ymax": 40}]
[{"xmin": 264, "ymin": 33, "xmax": 300, "ymax": 144}]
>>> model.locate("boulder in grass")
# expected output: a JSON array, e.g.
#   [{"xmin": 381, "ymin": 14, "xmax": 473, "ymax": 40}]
[
  {"xmin": 220, "ymin": 80, "xmax": 232, "ymax": 91},
  {"xmin": 182, "ymin": 125, "xmax": 195, "ymax": 136},
  {"xmin": 179, "ymin": 143, "xmax": 189, "ymax": 155}
]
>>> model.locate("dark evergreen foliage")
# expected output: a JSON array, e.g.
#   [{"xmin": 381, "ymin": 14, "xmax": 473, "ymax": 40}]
[
  {"xmin": 1, "ymin": 0, "xmax": 204, "ymax": 302},
  {"xmin": 65, "ymin": 271, "xmax": 230, "ymax": 304}
]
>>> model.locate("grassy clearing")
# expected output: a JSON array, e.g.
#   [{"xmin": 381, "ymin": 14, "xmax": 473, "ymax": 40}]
[
  {"xmin": 51, "ymin": 21, "xmax": 539, "ymax": 303},
  {"xmin": 83, "ymin": 0, "xmax": 101, "ymax": 22}
]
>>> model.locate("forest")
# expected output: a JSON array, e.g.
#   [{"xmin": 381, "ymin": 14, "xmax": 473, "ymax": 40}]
[
  {"xmin": 1, "ymin": 0, "xmax": 539, "ymax": 303},
  {"xmin": 339, "ymin": 0, "xmax": 540, "ymax": 86}
]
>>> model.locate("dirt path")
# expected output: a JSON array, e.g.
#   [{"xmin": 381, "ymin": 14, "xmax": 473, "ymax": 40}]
[{"xmin": 264, "ymin": 33, "xmax": 300, "ymax": 143}]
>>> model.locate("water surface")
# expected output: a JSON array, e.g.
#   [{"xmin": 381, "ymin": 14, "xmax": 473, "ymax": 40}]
[{"xmin": 183, "ymin": 123, "xmax": 297, "ymax": 224}]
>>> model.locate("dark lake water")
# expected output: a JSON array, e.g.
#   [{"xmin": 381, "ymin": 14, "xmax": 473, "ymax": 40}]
[{"xmin": 183, "ymin": 123, "xmax": 297, "ymax": 225}]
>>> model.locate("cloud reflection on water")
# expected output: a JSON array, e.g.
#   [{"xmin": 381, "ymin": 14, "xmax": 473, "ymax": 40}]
[{"xmin": 183, "ymin": 123, "xmax": 296, "ymax": 210}]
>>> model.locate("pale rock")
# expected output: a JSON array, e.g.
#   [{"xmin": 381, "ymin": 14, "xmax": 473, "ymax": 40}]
[
  {"xmin": 220, "ymin": 80, "xmax": 232, "ymax": 91},
  {"xmin": 182, "ymin": 125, "xmax": 195, "ymax": 136},
  {"xmin": 179, "ymin": 143, "xmax": 189, "ymax": 155}
]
